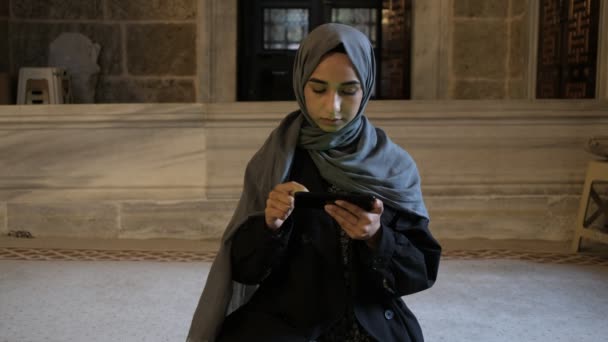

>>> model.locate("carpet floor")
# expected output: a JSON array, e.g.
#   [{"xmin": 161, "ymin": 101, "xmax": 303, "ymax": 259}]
[{"xmin": 1, "ymin": 253, "xmax": 607, "ymax": 342}]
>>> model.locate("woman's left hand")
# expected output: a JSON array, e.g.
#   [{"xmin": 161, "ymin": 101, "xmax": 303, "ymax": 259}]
[{"xmin": 325, "ymin": 198, "xmax": 384, "ymax": 248}]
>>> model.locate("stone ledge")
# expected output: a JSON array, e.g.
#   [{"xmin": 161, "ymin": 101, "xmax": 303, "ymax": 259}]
[
  {"xmin": 7, "ymin": 203, "xmax": 119, "ymax": 239},
  {"xmin": 2, "ymin": 101, "xmax": 607, "ymax": 124}
]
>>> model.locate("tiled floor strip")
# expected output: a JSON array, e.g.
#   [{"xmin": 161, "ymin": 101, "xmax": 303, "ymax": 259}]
[{"xmin": 1, "ymin": 247, "xmax": 607, "ymax": 265}]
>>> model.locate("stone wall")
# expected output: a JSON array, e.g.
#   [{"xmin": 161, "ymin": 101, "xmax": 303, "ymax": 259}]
[
  {"xmin": 5, "ymin": 0, "xmax": 541, "ymax": 103},
  {"xmin": 1, "ymin": 101, "xmax": 607, "ymax": 242},
  {"xmin": 450, "ymin": 0, "xmax": 527, "ymax": 99},
  {"xmin": 7, "ymin": 0, "xmax": 197, "ymax": 103}
]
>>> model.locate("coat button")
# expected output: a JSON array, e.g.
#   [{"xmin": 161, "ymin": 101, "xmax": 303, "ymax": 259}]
[{"xmin": 384, "ymin": 309, "xmax": 394, "ymax": 320}]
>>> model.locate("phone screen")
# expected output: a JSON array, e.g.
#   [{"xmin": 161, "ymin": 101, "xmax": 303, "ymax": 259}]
[{"xmin": 294, "ymin": 192, "xmax": 376, "ymax": 211}]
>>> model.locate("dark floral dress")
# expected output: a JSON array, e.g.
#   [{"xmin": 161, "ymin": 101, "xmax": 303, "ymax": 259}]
[{"xmin": 318, "ymin": 185, "xmax": 375, "ymax": 342}]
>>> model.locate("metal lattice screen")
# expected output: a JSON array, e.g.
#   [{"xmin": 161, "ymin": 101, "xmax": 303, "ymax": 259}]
[{"xmin": 536, "ymin": 0, "xmax": 599, "ymax": 98}]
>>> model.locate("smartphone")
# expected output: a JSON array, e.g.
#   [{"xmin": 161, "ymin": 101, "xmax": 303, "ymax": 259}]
[{"xmin": 294, "ymin": 192, "xmax": 376, "ymax": 212}]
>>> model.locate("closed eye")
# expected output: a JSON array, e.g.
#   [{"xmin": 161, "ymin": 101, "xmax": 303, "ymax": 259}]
[{"xmin": 340, "ymin": 86, "xmax": 359, "ymax": 95}]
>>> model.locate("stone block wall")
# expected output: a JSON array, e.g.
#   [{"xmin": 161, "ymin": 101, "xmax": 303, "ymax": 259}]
[
  {"xmin": 6, "ymin": 0, "xmax": 197, "ymax": 103},
  {"xmin": 4, "ymin": 0, "xmax": 539, "ymax": 103},
  {"xmin": 451, "ymin": 0, "xmax": 527, "ymax": 99}
]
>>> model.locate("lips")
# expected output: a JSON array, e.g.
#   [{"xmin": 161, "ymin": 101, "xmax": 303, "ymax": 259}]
[{"xmin": 320, "ymin": 118, "xmax": 342, "ymax": 125}]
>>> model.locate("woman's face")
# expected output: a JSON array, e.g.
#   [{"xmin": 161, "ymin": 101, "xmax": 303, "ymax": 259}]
[{"xmin": 304, "ymin": 52, "xmax": 363, "ymax": 132}]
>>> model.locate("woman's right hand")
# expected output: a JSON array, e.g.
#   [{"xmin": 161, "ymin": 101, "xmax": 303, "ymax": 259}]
[{"xmin": 265, "ymin": 181, "xmax": 308, "ymax": 231}]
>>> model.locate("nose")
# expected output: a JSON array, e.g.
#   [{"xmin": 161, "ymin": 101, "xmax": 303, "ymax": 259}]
[{"xmin": 327, "ymin": 91, "xmax": 341, "ymax": 116}]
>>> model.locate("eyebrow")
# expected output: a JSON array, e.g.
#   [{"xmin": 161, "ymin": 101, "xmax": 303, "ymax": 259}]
[{"xmin": 308, "ymin": 78, "xmax": 360, "ymax": 86}]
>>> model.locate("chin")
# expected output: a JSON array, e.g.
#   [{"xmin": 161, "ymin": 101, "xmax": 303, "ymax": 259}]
[{"xmin": 319, "ymin": 125, "xmax": 342, "ymax": 132}]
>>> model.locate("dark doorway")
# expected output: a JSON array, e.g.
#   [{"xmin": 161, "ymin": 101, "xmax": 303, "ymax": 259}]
[
  {"xmin": 237, "ymin": 0, "xmax": 411, "ymax": 101},
  {"xmin": 536, "ymin": 0, "xmax": 600, "ymax": 98}
]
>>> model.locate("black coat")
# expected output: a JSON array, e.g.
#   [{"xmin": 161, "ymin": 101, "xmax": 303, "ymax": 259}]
[{"xmin": 218, "ymin": 148, "xmax": 441, "ymax": 342}]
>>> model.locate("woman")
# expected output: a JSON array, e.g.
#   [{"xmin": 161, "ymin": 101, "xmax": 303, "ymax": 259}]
[{"xmin": 187, "ymin": 23, "xmax": 441, "ymax": 342}]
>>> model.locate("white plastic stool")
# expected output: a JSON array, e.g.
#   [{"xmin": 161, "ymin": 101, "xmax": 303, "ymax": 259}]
[
  {"xmin": 16, "ymin": 67, "xmax": 71, "ymax": 104},
  {"xmin": 571, "ymin": 160, "xmax": 608, "ymax": 252}
]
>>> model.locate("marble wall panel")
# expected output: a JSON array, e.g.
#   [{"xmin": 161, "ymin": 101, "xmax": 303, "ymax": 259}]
[
  {"xmin": 96, "ymin": 79, "xmax": 196, "ymax": 103},
  {"xmin": 0, "ymin": 127, "xmax": 206, "ymax": 201},
  {"xmin": 427, "ymin": 195, "xmax": 579, "ymax": 241},
  {"xmin": 1, "ymin": 101, "xmax": 606, "ymax": 242},
  {"xmin": 7, "ymin": 203, "xmax": 118, "ymax": 238},
  {"xmin": 0, "ymin": 203, "xmax": 6, "ymax": 235},
  {"xmin": 204, "ymin": 126, "xmax": 273, "ymax": 197},
  {"xmin": 127, "ymin": 24, "xmax": 196, "ymax": 76},
  {"xmin": 120, "ymin": 200, "xmax": 235, "ymax": 239},
  {"xmin": 380, "ymin": 121, "xmax": 599, "ymax": 192},
  {"xmin": 107, "ymin": 0, "xmax": 196, "ymax": 20}
]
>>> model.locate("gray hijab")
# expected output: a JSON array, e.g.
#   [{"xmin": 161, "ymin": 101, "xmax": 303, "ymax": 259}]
[{"xmin": 187, "ymin": 23, "xmax": 426, "ymax": 342}]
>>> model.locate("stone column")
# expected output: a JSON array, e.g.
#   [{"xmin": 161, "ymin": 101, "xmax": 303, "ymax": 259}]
[
  {"xmin": 197, "ymin": 0, "xmax": 237, "ymax": 102},
  {"xmin": 411, "ymin": 0, "xmax": 450, "ymax": 99}
]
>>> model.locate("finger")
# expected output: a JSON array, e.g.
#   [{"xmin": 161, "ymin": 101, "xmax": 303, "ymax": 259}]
[
  {"xmin": 268, "ymin": 190, "xmax": 294, "ymax": 208},
  {"xmin": 325, "ymin": 205, "xmax": 368, "ymax": 239},
  {"xmin": 267, "ymin": 197, "xmax": 292, "ymax": 216},
  {"xmin": 267, "ymin": 207, "xmax": 290, "ymax": 221},
  {"xmin": 266, "ymin": 199, "xmax": 292, "ymax": 218},
  {"xmin": 334, "ymin": 200, "xmax": 366, "ymax": 216},
  {"xmin": 325, "ymin": 204, "xmax": 358, "ymax": 227},
  {"xmin": 275, "ymin": 181, "xmax": 309, "ymax": 195},
  {"xmin": 371, "ymin": 198, "xmax": 384, "ymax": 214},
  {"xmin": 288, "ymin": 181, "xmax": 309, "ymax": 194}
]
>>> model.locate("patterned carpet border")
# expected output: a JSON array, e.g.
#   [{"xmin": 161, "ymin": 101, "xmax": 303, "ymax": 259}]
[{"xmin": 1, "ymin": 247, "xmax": 607, "ymax": 266}]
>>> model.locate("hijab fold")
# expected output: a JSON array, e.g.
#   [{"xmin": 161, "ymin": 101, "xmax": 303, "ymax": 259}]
[{"xmin": 187, "ymin": 23, "xmax": 426, "ymax": 342}]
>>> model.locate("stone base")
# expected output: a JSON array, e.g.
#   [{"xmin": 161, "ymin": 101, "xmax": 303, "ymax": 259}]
[{"xmin": 1, "ymin": 101, "xmax": 607, "ymax": 242}]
